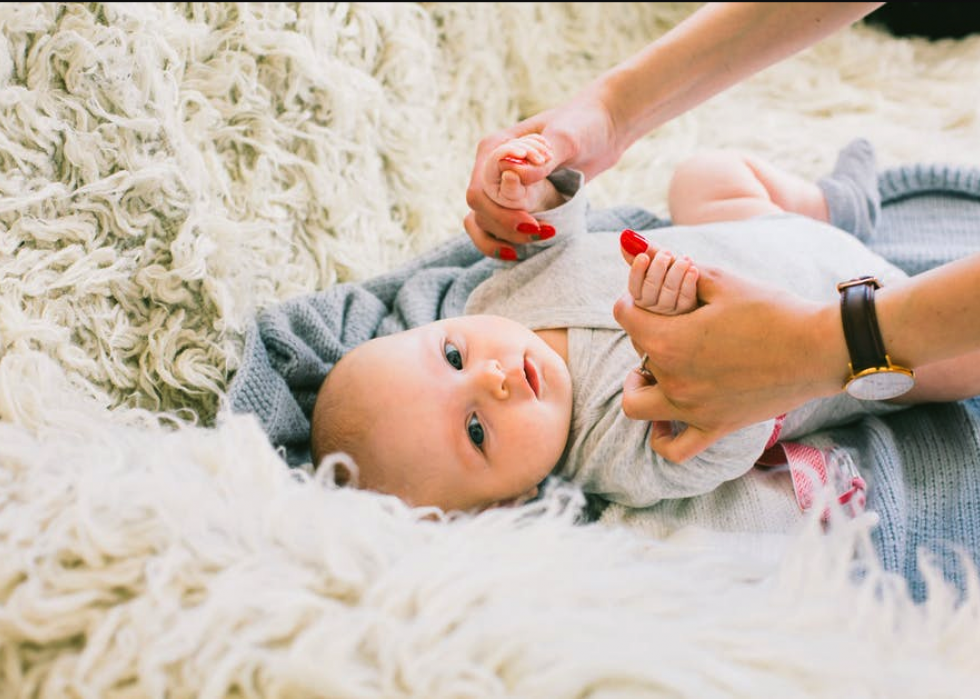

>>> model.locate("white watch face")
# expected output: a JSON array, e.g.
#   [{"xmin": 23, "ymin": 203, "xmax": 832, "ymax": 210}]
[{"xmin": 846, "ymin": 371, "xmax": 915, "ymax": 400}]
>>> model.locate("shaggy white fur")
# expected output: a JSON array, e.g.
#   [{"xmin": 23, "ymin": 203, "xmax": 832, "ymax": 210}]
[
  {"xmin": 1, "ymin": 3, "xmax": 980, "ymax": 696},
  {"xmin": 2, "ymin": 351, "xmax": 978, "ymax": 696}
]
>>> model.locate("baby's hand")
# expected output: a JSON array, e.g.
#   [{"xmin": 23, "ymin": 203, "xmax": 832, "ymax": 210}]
[
  {"xmin": 482, "ymin": 135, "xmax": 565, "ymax": 213},
  {"xmin": 621, "ymin": 230, "xmax": 698, "ymax": 315}
]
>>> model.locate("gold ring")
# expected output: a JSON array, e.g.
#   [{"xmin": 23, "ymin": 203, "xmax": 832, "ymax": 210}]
[{"xmin": 638, "ymin": 353, "xmax": 654, "ymax": 379}]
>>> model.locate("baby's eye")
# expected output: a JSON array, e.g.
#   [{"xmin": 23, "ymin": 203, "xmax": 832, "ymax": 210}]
[
  {"xmin": 444, "ymin": 341, "xmax": 463, "ymax": 370},
  {"xmin": 467, "ymin": 414, "xmax": 485, "ymax": 450}
]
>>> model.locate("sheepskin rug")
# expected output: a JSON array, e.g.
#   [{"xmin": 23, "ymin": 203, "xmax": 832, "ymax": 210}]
[{"xmin": 2, "ymin": 3, "xmax": 980, "ymax": 696}]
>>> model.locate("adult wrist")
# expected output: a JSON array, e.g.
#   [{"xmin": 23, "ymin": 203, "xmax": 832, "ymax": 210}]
[
  {"xmin": 871, "ymin": 282, "xmax": 915, "ymax": 368},
  {"xmin": 598, "ymin": 62, "xmax": 660, "ymax": 153},
  {"xmin": 806, "ymin": 301, "xmax": 853, "ymax": 398},
  {"xmin": 836, "ymin": 277, "xmax": 915, "ymax": 400}
]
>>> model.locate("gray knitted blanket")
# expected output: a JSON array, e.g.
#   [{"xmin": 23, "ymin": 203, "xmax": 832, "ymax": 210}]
[{"xmin": 228, "ymin": 158, "xmax": 980, "ymax": 601}]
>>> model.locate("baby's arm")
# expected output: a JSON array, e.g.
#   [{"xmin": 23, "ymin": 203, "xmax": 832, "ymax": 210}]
[{"xmin": 578, "ymin": 402, "xmax": 776, "ymax": 509}]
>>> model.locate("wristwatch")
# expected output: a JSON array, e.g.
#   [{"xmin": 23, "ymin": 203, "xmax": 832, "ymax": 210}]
[{"xmin": 837, "ymin": 276, "xmax": 915, "ymax": 400}]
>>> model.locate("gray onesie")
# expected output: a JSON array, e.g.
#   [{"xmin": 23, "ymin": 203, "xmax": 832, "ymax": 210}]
[{"xmin": 465, "ymin": 170, "xmax": 908, "ymax": 532}]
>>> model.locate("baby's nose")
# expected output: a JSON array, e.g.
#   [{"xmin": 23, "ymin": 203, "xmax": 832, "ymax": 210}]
[{"xmin": 477, "ymin": 360, "xmax": 509, "ymax": 399}]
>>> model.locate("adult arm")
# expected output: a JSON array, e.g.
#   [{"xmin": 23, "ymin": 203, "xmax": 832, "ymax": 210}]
[
  {"xmin": 464, "ymin": 2, "xmax": 883, "ymax": 257},
  {"xmin": 612, "ymin": 252, "xmax": 980, "ymax": 462}
]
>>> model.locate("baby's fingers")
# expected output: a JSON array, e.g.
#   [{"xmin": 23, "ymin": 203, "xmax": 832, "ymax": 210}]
[
  {"xmin": 500, "ymin": 135, "xmax": 553, "ymax": 166},
  {"xmin": 633, "ymin": 250, "xmax": 674, "ymax": 310},
  {"xmin": 628, "ymin": 253, "xmax": 651, "ymax": 301},
  {"xmin": 497, "ymin": 170, "xmax": 527, "ymax": 206},
  {"xmin": 677, "ymin": 264, "xmax": 699, "ymax": 312},
  {"xmin": 655, "ymin": 256, "xmax": 696, "ymax": 314},
  {"xmin": 514, "ymin": 134, "xmax": 553, "ymax": 164}
]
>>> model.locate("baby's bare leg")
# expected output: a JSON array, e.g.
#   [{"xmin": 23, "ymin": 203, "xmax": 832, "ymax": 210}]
[{"xmin": 668, "ymin": 151, "xmax": 829, "ymax": 225}]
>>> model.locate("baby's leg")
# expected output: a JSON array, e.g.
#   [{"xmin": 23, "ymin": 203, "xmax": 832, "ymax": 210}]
[
  {"xmin": 623, "ymin": 230, "xmax": 699, "ymax": 315},
  {"xmin": 483, "ymin": 135, "xmax": 566, "ymax": 213},
  {"xmin": 668, "ymin": 151, "xmax": 830, "ymax": 225}
]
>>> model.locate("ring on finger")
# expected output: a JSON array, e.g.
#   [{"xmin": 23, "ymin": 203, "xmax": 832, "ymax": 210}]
[{"xmin": 638, "ymin": 353, "xmax": 655, "ymax": 379}]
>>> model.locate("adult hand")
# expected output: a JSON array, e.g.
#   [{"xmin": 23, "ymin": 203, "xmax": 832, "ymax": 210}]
[
  {"xmin": 463, "ymin": 2, "xmax": 885, "ymax": 260},
  {"xmin": 613, "ymin": 265, "xmax": 847, "ymax": 462},
  {"xmin": 463, "ymin": 84, "xmax": 625, "ymax": 258}
]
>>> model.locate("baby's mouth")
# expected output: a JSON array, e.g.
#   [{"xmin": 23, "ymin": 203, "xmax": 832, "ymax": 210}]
[{"xmin": 524, "ymin": 356, "xmax": 540, "ymax": 399}]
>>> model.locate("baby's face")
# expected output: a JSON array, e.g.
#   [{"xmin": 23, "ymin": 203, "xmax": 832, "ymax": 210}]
[{"xmin": 337, "ymin": 315, "xmax": 573, "ymax": 511}]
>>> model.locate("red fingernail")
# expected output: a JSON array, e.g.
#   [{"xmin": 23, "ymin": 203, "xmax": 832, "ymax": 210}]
[
  {"xmin": 516, "ymin": 222, "xmax": 539, "ymax": 234},
  {"xmin": 497, "ymin": 247, "xmax": 518, "ymax": 261},
  {"xmin": 538, "ymin": 225, "xmax": 556, "ymax": 240},
  {"xmin": 620, "ymin": 229, "xmax": 648, "ymax": 256},
  {"xmin": 500, "ymin": 156, "xmax": 527, "ymax": 165}
]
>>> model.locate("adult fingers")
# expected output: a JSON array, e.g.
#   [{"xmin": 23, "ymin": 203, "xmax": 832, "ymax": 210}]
[
  {"xmin": 619, "ymin": 228, "xmax": 653, "ymax": 266},
  {"xmin": 621, "ymin": 368, "xmax": 677, "ymax": 422},
  {"xmin": 621, "ymin": 361, "xmax": 722, "ymax": 461},
  {"xmin": 465, "ymin": 174, "xmax": 562, "ymax": 253},
  {"xmin": 465, "ymin": 126, "xmax": 543, "ymax": 252},
  {"xmin": 465, "ymin": 183, "xmax": 538, "ymax": 241},
  {"xmin": 613, "ymin": 293, "xmax": 665, "ymax": 353},
  {"xmin": 463, "ymin": 211, "xmax": 519, "ymax": 260},
  {"xmin": 647, "ymin": 422, "xmax": 723, "ymax": 463}
]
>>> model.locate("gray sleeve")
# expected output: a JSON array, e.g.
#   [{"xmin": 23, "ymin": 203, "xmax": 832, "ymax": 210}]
[
  {"xmin": 779, "ymin": 393, "xmax": 907, "ymax": 441},
  {"xmin": 562, "ymin": 328, "xmax": 779, "ymax": 508},
  {"xmin": 514, "ymin": 169, "xmax": 588, "ymax": 260},
  {"xmin": 571, "ymin": 404, "xmax": 777, "ymax": 508}
]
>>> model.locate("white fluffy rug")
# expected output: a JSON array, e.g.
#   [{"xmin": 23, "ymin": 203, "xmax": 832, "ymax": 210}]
[{"xmin": 2, "ymin": 3, "xmax": 980, "ymax": 696}]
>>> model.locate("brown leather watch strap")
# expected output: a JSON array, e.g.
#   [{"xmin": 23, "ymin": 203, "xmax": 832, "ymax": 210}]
[{"xmin": 837, "ymin": 276, "xmax": 887, "ymax": 373}]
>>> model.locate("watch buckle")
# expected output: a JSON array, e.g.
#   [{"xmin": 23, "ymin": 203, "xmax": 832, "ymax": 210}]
[{"xmin": 836, "ymin": 276, "xmax": 881, "ymax": 293}]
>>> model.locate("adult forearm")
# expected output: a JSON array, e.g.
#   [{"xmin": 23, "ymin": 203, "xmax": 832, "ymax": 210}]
[
  {"xmin": 877, "ymin": 252, "xmax": 980, "ymax": 369},
  {"xmin": 599, "ymin": 2, "xmax": 884, "ymax": 148},
  {"xmin": 764, "ymin": 253, "xmax": 980, "ymax": 403}
]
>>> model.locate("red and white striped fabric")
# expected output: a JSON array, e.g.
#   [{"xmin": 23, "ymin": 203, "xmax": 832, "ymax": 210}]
[{"xmin": 756, "ymin": 415, "xmax": 867, "ymax": 518}]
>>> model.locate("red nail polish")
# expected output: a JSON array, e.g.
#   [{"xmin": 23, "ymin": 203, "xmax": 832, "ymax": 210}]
[
  {"xmin": 516, "ymin": 222, "xmax": 539, "ymax": 234},
  {"xmin": 500, "ymin": 156, "xmax": 527, "ymax": 165},
  {"xmin": 538, "ymin": 225, "xmax": 556, "ymax": 240},
  {"xmin": 620, "ymin": 229, "xmax": 648, "ymax": 256},
  {"xmin": 498, "ymin": 247, "xmax": 518, "ymax": 261}
]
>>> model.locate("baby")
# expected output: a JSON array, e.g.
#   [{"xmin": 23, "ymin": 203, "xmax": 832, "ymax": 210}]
[{"xmin": 310, "ymin": 136, "xmax": 927, "ymax": 524}]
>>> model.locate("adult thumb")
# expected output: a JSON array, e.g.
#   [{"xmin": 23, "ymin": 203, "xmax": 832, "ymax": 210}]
[{"xmin": 689, "ymin": 264, "xmax": 760, "ymax": 307}]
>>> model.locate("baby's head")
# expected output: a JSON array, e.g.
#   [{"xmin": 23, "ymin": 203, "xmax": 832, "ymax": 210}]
[{"xmin": 311, "ymin": 314, "xmax": 573, "ymax": 512}]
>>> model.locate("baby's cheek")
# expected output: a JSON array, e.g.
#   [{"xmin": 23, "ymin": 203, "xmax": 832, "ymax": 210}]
[{"xmin": 532, "ymin": 406, "xmax": 571, "ymax": 464}]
